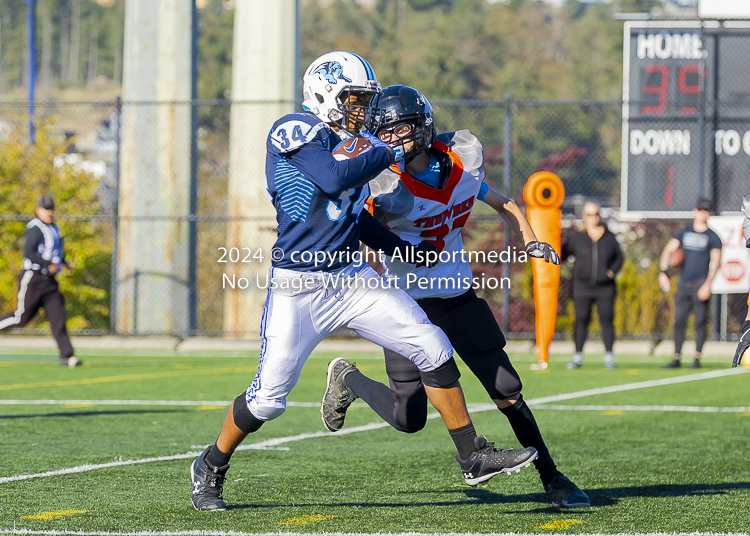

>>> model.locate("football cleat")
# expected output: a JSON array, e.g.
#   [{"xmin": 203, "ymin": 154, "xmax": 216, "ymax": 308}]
[
  {"xmin": 457, "ymin": 435, "xmax": 538, "ymax": 487},
  {"xmin": 190, "ymin": 446, "xmax": 229, "ymax": 511},
  {"xmin": 661, "ymin": 359, "xmax": 681, "ymax": 369},
  {"xmin": 545, "ymin": 474, "xmax": 590, "ymax": 508},
  {"xmin": 321, "ymin": 357, "xmax": 358, "ymax": 432}
]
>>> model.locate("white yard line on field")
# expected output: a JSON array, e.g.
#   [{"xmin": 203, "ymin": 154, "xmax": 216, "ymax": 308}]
[
  {"xmin": 0, "ymin": 367, "xmax": 746, "ymax": 485},
  {"xmin": 533, "ymin": 404, "xmax": 750, "ymax": 413}
]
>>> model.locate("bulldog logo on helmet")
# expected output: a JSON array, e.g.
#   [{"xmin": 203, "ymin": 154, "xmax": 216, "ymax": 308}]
[{"xmin": 314, "ymin": 61, "xmax": 352, "ymax": 84}]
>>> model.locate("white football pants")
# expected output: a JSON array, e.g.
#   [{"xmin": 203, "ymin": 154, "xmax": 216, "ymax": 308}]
[{"xmin": 245, "ymin": 262, "xmax": 453, "ymax": 421}]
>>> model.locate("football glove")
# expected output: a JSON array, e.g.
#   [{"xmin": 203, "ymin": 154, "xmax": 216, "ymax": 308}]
[
  {"xmin": 360, "ymin": 130, "xmax": 405, "ymax": 163},
  {"xmin": 732, "ymin": 319, "xmax": 750, "ymax": 368},
  {"xmin": 402, "ymin": 241, "xmax": 439, "ymax": 268},
  {"xmin": 525, "ymin": 241, "xmax": 560, "ymax": 265}
]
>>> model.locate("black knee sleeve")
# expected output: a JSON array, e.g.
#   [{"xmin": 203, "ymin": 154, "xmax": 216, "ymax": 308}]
[
  {"xmin": 232, "ymin": 393, "xmax": 264, "ymax": 433},
  {"xmin": 420, "ymin": 358, "xmax": 461, "ymax": 388}
]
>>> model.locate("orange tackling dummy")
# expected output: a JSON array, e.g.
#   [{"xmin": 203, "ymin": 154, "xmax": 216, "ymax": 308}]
[{"xmin": 523, "ymin": 172, "xmax": 564, "ymax": 367}]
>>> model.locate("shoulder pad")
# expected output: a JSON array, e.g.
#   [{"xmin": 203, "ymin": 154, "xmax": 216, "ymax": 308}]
[
  {"xmin": 434, "ymin": 132, "xmax": 455, "ymax": 147},
  {"xmin": 369, "ymin": 169, "xmax": 414, "ymax": 216},
  {"xmin": 449, "ymin": 130, "xmax": 484, "ymax": 178},
  {"xmin": 268, "ymin": 113, "xmax": 330, "ymax": 154},
  {"xmin": 742, "ymin": 192, "xmax": 750, "ymax": 218},
  {"xmin": 369, "ymin": 168, "xmax": 401, "ymax": 198}
]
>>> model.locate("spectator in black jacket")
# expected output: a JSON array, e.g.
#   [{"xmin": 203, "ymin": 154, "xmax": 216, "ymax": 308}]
[
  {"xmin": 0, "ymin": 195, "xmax": 80, "ymax": 368},
  {"xmin": 560, "ymin": 202, "xmax": 624, "ymax": 369}
]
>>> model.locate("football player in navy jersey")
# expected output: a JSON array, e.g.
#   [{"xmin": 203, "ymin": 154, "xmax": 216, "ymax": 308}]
[
  {"xmin": 190, "ymin": 53, "xmax": 538, "ymax": 511},
  {"xmin": 321, "ymin": 85, "xmax": 590, "ymax": 508}
]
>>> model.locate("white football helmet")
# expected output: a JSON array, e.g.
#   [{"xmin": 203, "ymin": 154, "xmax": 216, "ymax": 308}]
[{"xmin": 302, "ymin": 51, "xmax": 381, "ymax": 135}]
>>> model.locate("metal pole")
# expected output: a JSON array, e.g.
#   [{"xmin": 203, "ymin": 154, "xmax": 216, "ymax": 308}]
[
  {"xmin": 295, "ymin": 0, "xmax": 301, "ymax": 108},
  {"xmin": 109, "ymin": 97, "xmax": 122, "ymax": 334},
  {"xmin": 721, "ymin": 293, "xmax": 727, "ymax": 342},
  {"xmin": 133, "ymin": 270, "xmax": 139, "ymax": 333},
  {"xmin": 188, "ymin": 0, "xmax": 199, "ymax": 337},
  {"xmin": 697, "ymin": 22, "xmax": 706, "ymax": 198},
  {"xmin": 25, "ymin": 0, "xmax": 36, "ymax": 144},
  {"xmin": 711, "ymin": 30, "xmax": 721, "ymax": 339},
  {"xmin": 502, "ymin": 94, "xmax": 512, "ymax": 335}
]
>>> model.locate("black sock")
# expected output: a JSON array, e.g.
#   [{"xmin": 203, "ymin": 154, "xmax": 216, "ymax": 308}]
[
  {"xmin": 345, "ymin": 370, "xmax": 403, "ymax": 429},
  {"xmin": 499, "ymin": 396, "xmax": 561, "ymax": 487},
  {"xmin": 206, "ymin": 443, "xmax": 232, "ymax": 468},
  {"xmin": 449, "ymin": 423, "xmax": 477, "ymax": 460}
]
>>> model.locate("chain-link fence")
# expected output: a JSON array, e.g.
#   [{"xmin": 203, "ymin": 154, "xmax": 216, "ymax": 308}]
[{"xmin": 1, "ymin": 97, "xmax": 748, "ymax": 341}]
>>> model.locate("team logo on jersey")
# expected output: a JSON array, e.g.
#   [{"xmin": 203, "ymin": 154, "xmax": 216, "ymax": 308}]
[
  {"xmin": 315, "ymin": 61, "xmax": 352, "ymax": 84},
  {"xmin": 414, "ymin": 196, "xmax": 475, "ymax": 229}
]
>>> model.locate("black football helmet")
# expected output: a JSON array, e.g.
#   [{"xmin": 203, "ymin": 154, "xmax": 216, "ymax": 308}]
[{"xmin": 373, "ymin": 85, "xmax": 436, "ymax": 163}]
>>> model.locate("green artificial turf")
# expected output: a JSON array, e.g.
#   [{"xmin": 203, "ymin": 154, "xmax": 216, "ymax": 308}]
[{"xmin": 0, "ymin": 348, "xmax": 748, "ymax": 534}]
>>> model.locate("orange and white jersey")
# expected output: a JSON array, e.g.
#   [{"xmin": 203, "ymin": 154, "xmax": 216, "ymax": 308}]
[{"xmin": 370, "ymin": 130, "xmax": 485, "ymax": 299}]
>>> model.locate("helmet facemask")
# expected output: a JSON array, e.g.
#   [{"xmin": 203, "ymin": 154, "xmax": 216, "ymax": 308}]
[
  {"xmin": 376, "ymin": 114, "xmax": 435, "ymax": 164},
  {"xmin": 336, "ymin": 87, "xmax": 381, "ymax": 135}
]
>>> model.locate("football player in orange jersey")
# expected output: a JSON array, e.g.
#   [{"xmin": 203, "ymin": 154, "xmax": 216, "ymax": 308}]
[{"xmin": 321, "ymin": 85, "xmax": 589, "ymax": 508}]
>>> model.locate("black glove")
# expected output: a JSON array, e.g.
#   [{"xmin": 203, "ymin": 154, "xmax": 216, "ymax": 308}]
[
  {"xmin": 525, "ymin": 241, "xmax": 560, "ymax": 265},
  {"xmin": 403, "ymin": 241, "xmax": 439, "ymax": 268},
  {"xmin": 733, "ymin": 319, "xmax": 750, "ymax": 368}
]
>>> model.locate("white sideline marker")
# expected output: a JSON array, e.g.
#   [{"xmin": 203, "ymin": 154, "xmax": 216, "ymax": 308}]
[{"xmin": 0, "ymin": 367, "xmax": 746, "ymax": 485}]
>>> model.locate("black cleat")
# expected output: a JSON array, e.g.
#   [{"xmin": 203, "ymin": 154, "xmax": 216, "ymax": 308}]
[
  {"xmin": 545, "ymin": 474, "xmax": 590, "ymax": 508},
  {"xmin": 190, "ymin": 446, "xmax": 229, "ymax": 511},
  {"xmin": 321, "ymin": 357, "xmax": 358, "ymax": 432},
  {"xmin": 661, "ymin": 359, "xmax": 681, "ymax": 369},
  {"xmin": 457, "ymin": 435, "xmax": 538, "ymax": 487},
  {"xmin": 689, "ymin": 359, "xmax": 701, "ymax": 369}
]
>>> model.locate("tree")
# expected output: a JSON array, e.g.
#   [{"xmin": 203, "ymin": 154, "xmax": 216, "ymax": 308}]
[{"xmin": 0, "ymin": 115, "xmax": 111, "ymax": 331}]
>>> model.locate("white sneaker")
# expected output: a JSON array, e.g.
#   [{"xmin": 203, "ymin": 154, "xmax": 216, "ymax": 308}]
[
  {"xmin": 566, "ymin": 353, "xmax": 583, "ymax": 370},
  {"xmin": 60, "ymin": 356, "xmax": 83, "ymax": 369},
  {"xmin": 603, "ymin": 353, "xmax": 616, "ymax": 370}
]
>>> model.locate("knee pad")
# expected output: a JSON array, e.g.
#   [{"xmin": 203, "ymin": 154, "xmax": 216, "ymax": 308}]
[
  {"xmin": 246, "ymin": 394, "xmax": 287, "ymax": 422},
  {"xmin": 494, "ymin": 371, "xmax": 522, "ymax": 400},
  {"xmin": 420, "ymin": 358, "xmax": 461, "ymax": 388},
  {"xmin": 232, "ymin": 393, "xmax": 265, "ymax": 433}
]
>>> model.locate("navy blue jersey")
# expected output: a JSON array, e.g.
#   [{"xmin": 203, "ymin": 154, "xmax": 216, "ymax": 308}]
[{"xmin": 266, "ymin": 113, "xmax": 393, "ymax": 271}]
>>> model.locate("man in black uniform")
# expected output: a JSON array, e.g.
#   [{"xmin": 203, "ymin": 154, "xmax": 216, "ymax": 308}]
[
  {"xmin": 658, "ymin": 198, "xmax": 721, "ymax": 369},
  {"xmin": 0, "ymin": 195, "xmax": 80, "ymax": 368}
]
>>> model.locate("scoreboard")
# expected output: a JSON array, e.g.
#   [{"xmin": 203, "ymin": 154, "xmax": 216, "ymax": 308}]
[{"xmin": 622, "ymin": 20, "xmax": 750, "ymax": 217}]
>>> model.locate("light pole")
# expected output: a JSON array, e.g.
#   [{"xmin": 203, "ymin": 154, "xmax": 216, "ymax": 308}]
[{"xmin": 25, "ymin": 0, "xmax": 37, "ymax": 144}]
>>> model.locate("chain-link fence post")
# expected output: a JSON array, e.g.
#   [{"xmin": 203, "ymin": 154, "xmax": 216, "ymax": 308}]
[
  {"xmin": 188, "ymin": 1, "xmax": 200, "ymax": 338},
  {"xmin": 110, "ymin": 96, "xmax": 122, "ymax": 335},
  {"xmin": 502, "ymin": 94, "xmax": 512, "ymax": 334}
]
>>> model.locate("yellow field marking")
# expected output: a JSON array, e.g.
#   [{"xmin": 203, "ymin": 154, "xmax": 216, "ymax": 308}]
[
  {"xmin": 21, "ymin": 510, "xmax": 88, "ymax": 520},
  {"xmin": 601, "ymin": 410, "xmax": 624, "ymax": 416},
  {"xmin": 64, "ymin": 404, "xmax": 94, "ymax": 408},
  {"xmin": 535, "ymin": 519, "xmax": 583, "ymax": 530},
  {"xmin": 0, "ymin": 362, "xmax": 13, "ymax": 367},
  {"xmin": 0, "ymin": 366, "xmax": 257, "ymax": 392},
  {"xmin": 276, "ymin": 514, "xmax": 337, "ymax": 525},
  {"xmin": 625, "ymin": 368, "xmax": 640, "ymax": 375},
  {"xmin": 196, "ymin": 405, "xmax": 226, "ymax": 410},
  {"xmin": 741, "ymin": 412, "xmax": 750, "ymax": 417}
]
